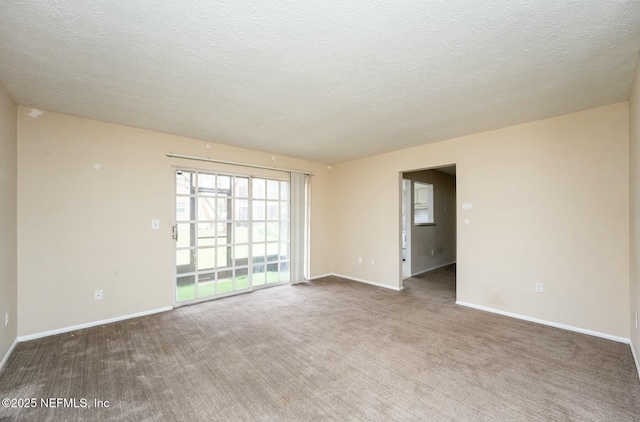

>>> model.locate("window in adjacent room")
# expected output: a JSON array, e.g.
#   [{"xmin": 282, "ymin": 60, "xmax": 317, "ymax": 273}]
[{"xmin": 413, "ymin": 182, "xmax": 434, "ymax": 225}]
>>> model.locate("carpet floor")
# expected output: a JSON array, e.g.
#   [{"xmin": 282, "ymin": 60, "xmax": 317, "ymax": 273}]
[{"xmin": 1, "ymin": 265, "xmax": 639, "ymax": 421}]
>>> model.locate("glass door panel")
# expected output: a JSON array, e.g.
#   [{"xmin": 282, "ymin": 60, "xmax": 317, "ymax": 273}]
[
  {"xmin": 250, "ymin": 178, "xmax": 290, "ymax": 288},
  {"xmin": 174, "ymin": 170, "xmax": 290, "ymax": 304}
]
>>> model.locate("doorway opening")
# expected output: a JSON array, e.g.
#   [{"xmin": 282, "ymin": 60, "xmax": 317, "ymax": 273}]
[{"xmin": 400, "ymin": 165, "xmax": 457, "ymax": 293}]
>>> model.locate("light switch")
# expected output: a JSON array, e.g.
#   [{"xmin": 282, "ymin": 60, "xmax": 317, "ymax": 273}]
[{"xmin": 151, "ymin": 219, "xmax": 160, "ymax": 230}]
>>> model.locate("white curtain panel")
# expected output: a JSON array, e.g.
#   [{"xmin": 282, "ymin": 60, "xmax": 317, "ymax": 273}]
[{"xmin": 290, "ymin": 172, "xmax": 310, "ymax": 283}]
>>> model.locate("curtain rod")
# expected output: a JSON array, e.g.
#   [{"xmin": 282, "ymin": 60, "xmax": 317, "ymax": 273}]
[{"xmin": 166, "ymin": 153, "xmax": 315, "ymax": 175}]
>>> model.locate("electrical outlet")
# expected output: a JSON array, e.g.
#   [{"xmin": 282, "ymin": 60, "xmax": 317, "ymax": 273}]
[
  {"xmin": 357, "ymin": 257, "xmax": 362, "ymax": 264},
  {"xmin": 94, "ymin": 290, "xmax": 103, "ymax": 301},
  {"xmin": 151, "ymin": 219, "xmax": 160, "ymax": 230},
  {"xmin": 535, "ymin": 282, "xmax": 543, "ymax": 293},
  {"xmin": 370, "ymin": 258, "xmax": 376, "ymax": 266},
  {"xmin": 4, "ymin": 313, "xmax": 8, "ymax": 327}
]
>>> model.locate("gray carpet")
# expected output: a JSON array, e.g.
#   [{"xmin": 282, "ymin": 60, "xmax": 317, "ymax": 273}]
[{"xmin": 1, "ymin": 265, "xmax": 639, "ymax": 421}]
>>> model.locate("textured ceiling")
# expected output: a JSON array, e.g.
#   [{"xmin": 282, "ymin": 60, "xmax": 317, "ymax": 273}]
[{"xmin": 1, "ymin": 1, "xmax": 640, "ymax": 164}]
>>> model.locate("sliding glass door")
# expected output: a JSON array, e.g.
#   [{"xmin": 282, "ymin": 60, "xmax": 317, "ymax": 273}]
[
  {"xmin": 174, "ymin": 168, "xmax": 290, "ymax": 305},
  {"xmin": 250, "ymin": 178, "xmax": 290, "ymax": 287}
]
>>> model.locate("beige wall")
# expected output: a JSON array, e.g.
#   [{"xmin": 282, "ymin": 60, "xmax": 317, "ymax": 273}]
[
  {"xmin": 630, "ymin": 59, "xmax": 640, "ymax": 366},
  {"xmin": 17, "ymin": 108, "xmax": 332, "ymax": 337},
  {"xmin": 332, "ymin": 103, "xmax": 630, "ymax": 338},
  {"xmin": 0, "ymin": 84, "xmax": 17, "ymax": 365},
  {"xmin": 404, "ymin": 170, "xmax": 456, "ymax": 275}
]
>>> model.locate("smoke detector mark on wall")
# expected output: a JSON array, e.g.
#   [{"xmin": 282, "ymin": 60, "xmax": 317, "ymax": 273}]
[{"xmin": 27, "ymin": 108, "xmax": 43, "ymax": 118}]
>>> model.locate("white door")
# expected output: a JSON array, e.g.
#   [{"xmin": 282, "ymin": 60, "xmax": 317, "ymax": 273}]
[
  {"xmin": 173, "ymin": 168, "xmax": 290, "ymax": 305},
  {"xmin": 402, "ymin": 179, "xmax": 412, "ymax": 278}
]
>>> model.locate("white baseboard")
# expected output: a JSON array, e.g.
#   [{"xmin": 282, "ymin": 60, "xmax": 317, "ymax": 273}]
[
  {"xmin": 332, "ymin": 273, "xmax": 403, "ymax": 291},
  {"xmin": 17, "ymin": 306, "xmax": 173, "ymax": 342},
  {"xmin": 631, "ymin": 341, "xmax": 640, "ymax": 381},
  {"xmin": 455, "ymin": 301, "xmax": 629, "ymax": 344},
  {"xmin": 411, "ymin": 261, "xmax": 456, "ymax": 277},
  {"xmin": 308, "ymin": 273, "xmax": 332, "ymax": 281},
  {"xmin": 0, "ymin": 337, "xmax": 18, "ymax": 374}
]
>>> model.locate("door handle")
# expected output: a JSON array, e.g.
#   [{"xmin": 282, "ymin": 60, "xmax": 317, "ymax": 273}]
[{"xmin": 172, "ymin": 225, "xmax": 178, "ymax": 241}]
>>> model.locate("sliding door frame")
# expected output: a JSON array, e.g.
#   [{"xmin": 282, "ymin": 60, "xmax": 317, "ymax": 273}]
[{"xmin": 171, "ymin": 165, "xmax": 290, "ymax": 307}]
